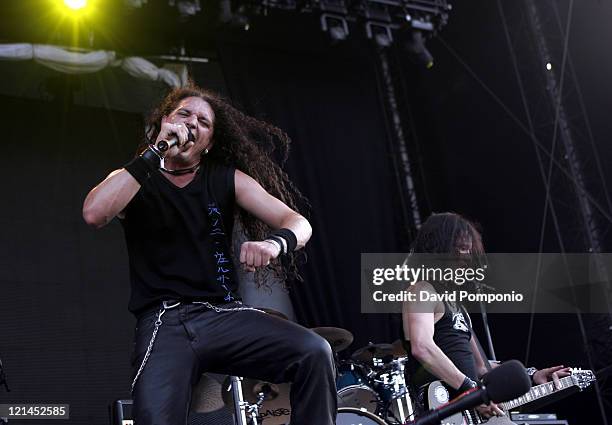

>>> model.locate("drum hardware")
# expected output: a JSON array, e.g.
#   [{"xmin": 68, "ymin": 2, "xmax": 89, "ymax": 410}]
[
  {"xmin": 351, "ymin": 343, "xmax": 395, "ymax": 363},
  {"xmin": 372, "ymin": 357, "xmax": 414, "ymax": 424},
  {"xmin": 223, "ymin": 376, "xmax": 273, "ymax": 425},
  {"xmin": 336, "ymin": 359, "xmax": 381, "ymax": 414},
  {"xmin": 338, "ymin": 342, "xmax": 416, "ymax": 425},
  {"xmin": 223, "ymin": 376, "xmax": 291, "ymax": 425},
  {"xmin": 228, "ymin": 376, "xmax": 252, "ymax": 425}
]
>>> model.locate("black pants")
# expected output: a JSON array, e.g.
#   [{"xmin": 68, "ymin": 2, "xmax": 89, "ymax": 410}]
[{"xmin": 132, "ymin": 302, "xmax": 337, "ymax": 425}]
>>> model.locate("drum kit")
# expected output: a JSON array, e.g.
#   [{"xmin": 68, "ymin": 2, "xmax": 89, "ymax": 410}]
[
  {"xmin": 334, "ymin": 335, "xmax": 415, "ymax": 425},
  {"xmin": 214, "ymin": 309, "xmax": 416, "ymax": 425}
]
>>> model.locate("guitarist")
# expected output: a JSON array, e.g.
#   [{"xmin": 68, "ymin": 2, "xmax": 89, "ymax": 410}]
[{"xmin": 402, "ymin": 212, "xmax": 570, "ymax": 424}]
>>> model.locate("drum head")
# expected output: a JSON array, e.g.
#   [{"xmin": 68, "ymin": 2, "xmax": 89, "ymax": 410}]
[
  {"xmin": 337, "ymin": 384, "xmax": 379, "ymax": 413},
  {"xmin": 336, "ymin": 407, "xmax": 388, "ymax": 425}
]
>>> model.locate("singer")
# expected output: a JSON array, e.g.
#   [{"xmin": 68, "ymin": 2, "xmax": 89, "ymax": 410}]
[
  {"xmin": 402, "ymin": 212, "xmax": 571, "ymax": 424},
  {"xmin": 82, "ymin": 84, "xmax": 337, "ymax": 425}
]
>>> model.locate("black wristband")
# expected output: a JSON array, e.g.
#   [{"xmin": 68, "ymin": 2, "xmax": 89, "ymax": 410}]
[
  {"xmin": 270, "ymin": 228, "xmax": 298, "ymax": 253},
  {"xmin": 141, "ymin": 145, "xmax": 163, "ymax": 167},
  {"xmin": 458, "ymin": 376, "xmax": 478, "ymax": 393},
  {"xmin": 124, "ymin": 153, "xmax": 157, "ymax": 185}
]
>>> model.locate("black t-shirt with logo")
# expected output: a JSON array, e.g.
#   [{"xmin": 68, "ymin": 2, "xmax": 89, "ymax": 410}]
[
  {"xmin": 120, "ymin": 159, "xmax": 240, "ymax": 315},
  {"xmin": 404, "ymin": 300, "xmax": 477, "ymax": 389}
]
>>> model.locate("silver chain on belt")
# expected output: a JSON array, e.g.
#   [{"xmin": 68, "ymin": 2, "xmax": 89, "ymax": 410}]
[{"xmin": 130, "ymin": 301, "xmax": 266, "ymax": 393}]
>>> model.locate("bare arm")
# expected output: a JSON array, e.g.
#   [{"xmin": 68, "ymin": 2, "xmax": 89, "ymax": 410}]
[
  {"xmin": 234, "ymin": 170, "xmax": 311, "ymax": 271},
  {"xmin": 235, "ymin": 170, "xmax": 311, "ymax": 248},
  {"xmin": 402, "ymin": 282, "xmax": 469, "ymax": 390},
  {"xmin": 82, "ymin": 169, "xmax": 141, "ymax": 228},
  {"xmin": 83, "ymin": 119, "xmax": 199, "ymax": 228}
]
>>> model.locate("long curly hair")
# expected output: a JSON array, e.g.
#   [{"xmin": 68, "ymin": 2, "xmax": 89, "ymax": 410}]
[{"xmin": 139, "ymin": 84, "xmax": 309, "ymax": 286}]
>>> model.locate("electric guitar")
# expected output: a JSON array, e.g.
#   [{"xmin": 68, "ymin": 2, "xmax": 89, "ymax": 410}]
[{"xmin": 423, "ymin": 368, "xmax": 595, "ymax": 425}]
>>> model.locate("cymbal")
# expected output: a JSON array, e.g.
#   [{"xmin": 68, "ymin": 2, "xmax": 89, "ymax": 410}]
[
  {"xmin": 257, "ymin": 307, "xmax": 289, "ymax": 321},
  {"xmin": 222, "ymin": 377, "xmax": 292, "ymax": 425},
  {"xmin": 351, "ymin": 343, "xmax": 394, "ymax": 363},
  {"xmin": 311, "ymin": 327, "xmax": 354, "ymax": 352},
  {"xmin": 190, "ymin": 374, "xmax": 225, "ymax": 413},
  {"xmin": 391, "ymin": 339, "xmax": 408, "ymax": 357}
]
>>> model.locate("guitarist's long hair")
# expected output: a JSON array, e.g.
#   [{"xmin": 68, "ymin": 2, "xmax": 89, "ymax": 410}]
[
  {"xmin": 409, "ymin": 212, "xmax": 485, "ymax": 292},
  {"xmin": 410, "ymin": 212, "xmax": 484, "ymax": 256}
]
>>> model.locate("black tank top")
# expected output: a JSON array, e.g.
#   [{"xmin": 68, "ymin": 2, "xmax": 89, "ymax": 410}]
[
  {"xmin": 120, "ymin": 159, "xmax": 240, "ymax": 315},
  {"xmin": 404, "ymin": 300, "xmax": 477, "ymax": 388}
]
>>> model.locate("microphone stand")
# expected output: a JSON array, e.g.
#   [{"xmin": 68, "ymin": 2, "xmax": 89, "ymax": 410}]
[{"xmin": 477, "ymin": 284, "xmax": 497, "ymax": 361}]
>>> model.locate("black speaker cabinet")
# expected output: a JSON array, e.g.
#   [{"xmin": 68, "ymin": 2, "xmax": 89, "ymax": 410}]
[
  {"xmin": 109, "ymin": 399, "xmax": 234, "ymax": 425},
  {"xmin": 110, "ymin": 400, "xmax": 133, "ymax": 425}
]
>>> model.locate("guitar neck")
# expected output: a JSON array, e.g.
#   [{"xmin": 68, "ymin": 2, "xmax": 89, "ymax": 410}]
[{"xmin": 499, "ymin": 375, "xmax": 574, "ymax": 410}]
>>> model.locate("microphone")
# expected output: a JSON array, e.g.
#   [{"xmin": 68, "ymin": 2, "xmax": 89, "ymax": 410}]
[
  {"xmin": 409, "ymin": 360, "xmax": 531, "ymax": 425},
  {"xmin": 156, "ymin": 128, "xmax": 195, "ymax": 152}
]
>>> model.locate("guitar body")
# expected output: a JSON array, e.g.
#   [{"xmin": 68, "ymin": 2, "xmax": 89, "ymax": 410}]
[
  {"xmin": 423, "ymin": 381, "xmax": 468, "ymax": 425},
  {"xmin": 421, "ymin": 369, "xmax": 595, "ymax": 425}
]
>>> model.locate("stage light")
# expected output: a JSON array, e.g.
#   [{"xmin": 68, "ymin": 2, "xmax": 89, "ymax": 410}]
[
  {"xmin": 546, "ymin": 62, "xmax": 552, "ymax": 71},
  {"xmin": 320, "ymin": 14, "xmax": 349, "ymax": 41},
  {"xmin": 319, "ymin": 0, "xmax": 349, "ymax": 42},
  {"xmin": 53, "ymin": 0, "xmax": 95, "ymax": 18},
  {"xmin": 403, "ymin": 30, "xmax": 434, "ymax": 68},
  {"xmin": 329, "ymin": 24, "xmax": 348, "ymax": 41},
  {"xmin": 366, "ymin": 22, "xmax": 393, "ymax": 48},
  {"xmin": 48, "ymin": 0, "xmax": 100, "ymax": 48},
  {"xmin": 64, "ymin": 0, "xmax": 87, "ymax": 10}
]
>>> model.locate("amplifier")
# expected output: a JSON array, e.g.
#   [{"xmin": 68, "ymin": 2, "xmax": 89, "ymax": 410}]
[
  {"xmin": 109, "ymin": 399, "xmax": 234, "ymax": 425},
  {"xmin": 110, "ymin": 400, "xmax": 133, "ymax": 425}
]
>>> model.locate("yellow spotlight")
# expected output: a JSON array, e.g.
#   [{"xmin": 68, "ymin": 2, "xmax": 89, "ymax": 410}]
[
  {"xmin": 64, "ymin": 0, "xmax": 87, "ymax": 11},
  {"xmin": 54, "ymin": 0, "xmax": 95, "ymax": 20}
]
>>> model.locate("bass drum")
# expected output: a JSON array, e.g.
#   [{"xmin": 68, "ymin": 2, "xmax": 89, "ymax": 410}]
[{"xmin": 336, "ymin": 407, "xmax": 388, "ymax": 425}]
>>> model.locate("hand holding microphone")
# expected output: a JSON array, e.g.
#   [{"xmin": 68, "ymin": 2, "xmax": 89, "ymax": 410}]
[{"xmin": 155, "ymin": 121, "xmax": 195, "ymax": 154}]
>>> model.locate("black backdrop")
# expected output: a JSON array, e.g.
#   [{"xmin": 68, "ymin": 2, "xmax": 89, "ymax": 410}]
[
  {"xmin": 1, "ymin": 1, "xmax": 611, "ymax": 424},
  {"xmin": 0, "ymin": 95, "xmax": 140, "ymax": 424}
]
